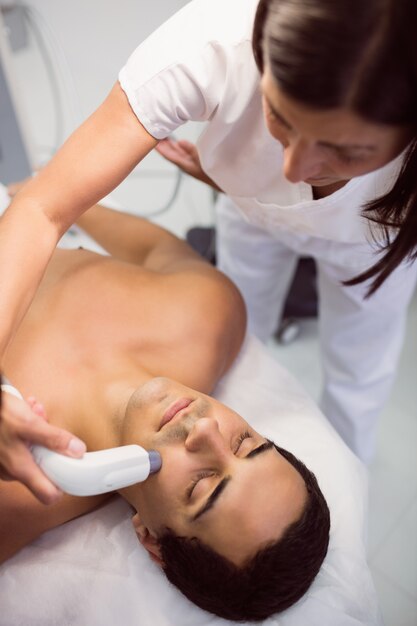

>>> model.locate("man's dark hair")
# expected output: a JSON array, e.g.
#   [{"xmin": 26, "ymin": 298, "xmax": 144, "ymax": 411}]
[{"xmin": 157, "ymin": 444, "xmax": 330, "ymax": 622}]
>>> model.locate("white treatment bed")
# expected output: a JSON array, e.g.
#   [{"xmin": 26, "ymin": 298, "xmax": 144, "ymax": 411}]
[
  {"xmin": 0, "ymin": 333, "xmax": 382, "ymax": 625},
  {"xmin": 0, "ymin": 189, "xmax": 382, "ymax": 625}
]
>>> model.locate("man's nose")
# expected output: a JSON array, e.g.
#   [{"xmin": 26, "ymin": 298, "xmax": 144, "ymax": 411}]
[
  {"xmin": 283, "ymin": 138, "xmax": 323, "ymax": 183},
  {"xmin": 185, "ymin": 417, "xmax": 230, "ymax": 460}
]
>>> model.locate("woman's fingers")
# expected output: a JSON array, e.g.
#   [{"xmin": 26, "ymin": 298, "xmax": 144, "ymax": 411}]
[
  {"xmin": 0, "ymin": 441, "xmax": 63, "ymax": 504},
  {"xmin": 156, "ymin": 138, "xmax": 204, "ymax": 179},
  {"xmin": 2, "ymin": 393, "xmax": 85, "ymax": 455},
  {"xmin": 0, "ymin": 392, "xmax": 86, "ymax": 503},
  {"xmin": 26, "ymin": 396, "xmax": 47, "ymax": 420}
]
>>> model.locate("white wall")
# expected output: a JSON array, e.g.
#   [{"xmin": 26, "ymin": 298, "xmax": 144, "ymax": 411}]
[
  {"xmin": 9, "ymin": 0, "xmax": 214, "ymax": 235},
  {"xmin": 19, "ymin": 0, "xmax": 188, "ymax": 122}
]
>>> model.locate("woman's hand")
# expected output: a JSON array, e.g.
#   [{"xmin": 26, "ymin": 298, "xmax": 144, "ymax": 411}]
[
  {"xmin": 0, "ymin": 389, "xmax": 86, "ymax": 504},
  {"xmin": 156, "ymin": 138, "xmax": 223, "ymax": 192}
]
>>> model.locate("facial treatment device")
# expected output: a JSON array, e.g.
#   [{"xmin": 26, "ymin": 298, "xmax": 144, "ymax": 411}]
[
  {"xmin": 31, "ymin": 444, "xmax": 162, "ymax": 496},
  {"xmin": 0, "ymin": 380, "xmax": 162, "ymax": 496}
]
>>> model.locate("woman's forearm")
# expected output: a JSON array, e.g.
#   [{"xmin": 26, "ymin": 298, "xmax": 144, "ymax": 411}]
[
  {"xmin": 0, "ymin": 203, "xmax": 58, "ymax": 360},
  {"xmin": 0, "ymin": 81, "xmax": 157, "ymax": 361}
]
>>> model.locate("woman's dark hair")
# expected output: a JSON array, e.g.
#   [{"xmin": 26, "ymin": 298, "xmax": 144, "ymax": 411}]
[
  {"xmin": 158, "ymin": 444, "xmax": 330, "ymax": 622},
  {"xmin": 253, "ymin": 0, "xmax": 417, "ymax": 295}
]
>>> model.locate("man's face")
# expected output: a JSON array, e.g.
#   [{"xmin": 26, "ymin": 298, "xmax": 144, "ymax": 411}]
[{"xmin": 121, "ymin": 378, "xmax": 307, "ymax": 566}]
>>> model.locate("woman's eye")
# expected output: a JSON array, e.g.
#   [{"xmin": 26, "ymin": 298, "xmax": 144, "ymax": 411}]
[
  {"xmin": 268, "ymin": 109, "xmax": 283, "ymax": 126},
  {"xmin": 266, "ymin": 106, "xmax": 291, "ymax": 130},
  {"xmin": 336, "ymin": 152, "xmax": 364, "ymax": 164}
]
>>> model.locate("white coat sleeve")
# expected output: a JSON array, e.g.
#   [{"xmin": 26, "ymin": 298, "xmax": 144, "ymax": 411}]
[{"xmin": 118, "ymin": 0, "xmax": 247, "ymax": 139}]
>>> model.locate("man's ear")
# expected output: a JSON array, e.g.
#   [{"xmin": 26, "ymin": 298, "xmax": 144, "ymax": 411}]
[{"xmin": 132, "ymin": 513, "xmax": 164, "ymax": 567}]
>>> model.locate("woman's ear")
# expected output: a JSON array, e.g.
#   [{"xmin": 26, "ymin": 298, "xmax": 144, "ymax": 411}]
[{"xmin": 132, "ymin": 513, "xmax": 164, "ymax": 567}]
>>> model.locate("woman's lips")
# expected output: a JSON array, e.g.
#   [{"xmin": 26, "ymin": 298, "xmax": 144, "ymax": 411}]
[{"xmin": 159, "ymin": 398, "xmax": 193, "ymax": 430}]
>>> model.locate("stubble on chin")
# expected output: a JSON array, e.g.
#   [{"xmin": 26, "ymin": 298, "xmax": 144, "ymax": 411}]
[{"xmin": 156, "ymin": 398, "xmax": 212, "ymax": 446}]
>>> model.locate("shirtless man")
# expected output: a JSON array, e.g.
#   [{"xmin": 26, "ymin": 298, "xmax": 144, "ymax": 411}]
[{"xmin": 0, "ymin": 201, "xmax": 329, "ymax": 621}]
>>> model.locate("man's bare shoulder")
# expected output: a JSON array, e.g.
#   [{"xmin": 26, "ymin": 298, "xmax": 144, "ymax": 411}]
[
  {"xmin": 47, "ymin": 243, "xmax": 247, "ymax": 373},
  {"xmin": 161, "ymin": 259, "xmax": 247, "ymax": 373},
  {"xmin": 141, "ymin": 231, "xmax": 214, "ymax": 274}
]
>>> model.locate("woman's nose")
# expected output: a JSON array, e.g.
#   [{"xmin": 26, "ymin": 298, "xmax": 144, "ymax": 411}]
[
  {"xmin": 185, "ymin": 417, "xmax": 229, "ymax": 459},
  {"xmin": 283, "ymin": 138, "xmax": 323, "ymax": 183}
]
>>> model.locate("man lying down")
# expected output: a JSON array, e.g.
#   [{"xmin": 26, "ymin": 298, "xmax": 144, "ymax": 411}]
[{"xmin": 0, "ymin": 198, "xmax": 330, "ymax": 622}]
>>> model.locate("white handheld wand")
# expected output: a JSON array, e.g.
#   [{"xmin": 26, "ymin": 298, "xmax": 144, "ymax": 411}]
[
  {"xmin": 1, "ymin": 381, "xmax": 162, "ymax": 496},
  {"xmin": 31, "ymin": 444, "xmax": 162, "ymax": 496},
  {"xmin": 1, "ymin": 384, "xmax": 162, "ymax": 496}
]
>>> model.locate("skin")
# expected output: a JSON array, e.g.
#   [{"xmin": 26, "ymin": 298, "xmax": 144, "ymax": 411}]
[
  {"xmin": 0, "ymin": 83, "xmax": 155, "ymax": 359},
  {"xmin": 120, "ymin": 378, "xmax": 307, "ymax": 567},
  {"xmin": 0, "ymin": 201, "xmax": 306, "ymax": 568},
  {"xmin": 260, "ymin": 65, "xmax": 413, "ymax": 195},
  {"xmin": 0, "ymin": 83, "xmax": 157, "ymax": 501}
]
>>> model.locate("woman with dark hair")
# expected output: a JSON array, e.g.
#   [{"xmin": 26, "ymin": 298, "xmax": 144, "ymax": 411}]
[{"xmin": 0, "ymin": 0, "xmax": 416, "ymax": 496}]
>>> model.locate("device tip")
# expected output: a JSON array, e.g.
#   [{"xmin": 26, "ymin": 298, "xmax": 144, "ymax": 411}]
[{"xmin": 148, "ymin": 450, "xmax": 162, "ymax": 473}]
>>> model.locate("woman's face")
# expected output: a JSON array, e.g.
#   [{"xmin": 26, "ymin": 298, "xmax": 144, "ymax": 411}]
[{"xmin": 261, "ymin": 65, "xmax": 412, "ymax": 188}]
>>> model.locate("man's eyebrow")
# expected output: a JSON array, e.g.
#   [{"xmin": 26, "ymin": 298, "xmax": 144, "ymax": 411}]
[
  {"xmin": 265, "ymin": 95, "xmax": 376, "ymax": 152},
  {"xmin": 191, "ymin": 476, "xmax": 231, "ymax": 522},
  {"xmin": 245, "ymin": 438, "xmax": 275, "ymax": 458},
  {"xmin": 191, "ymin": 440, "xmax": 275, "ymax": 522}
]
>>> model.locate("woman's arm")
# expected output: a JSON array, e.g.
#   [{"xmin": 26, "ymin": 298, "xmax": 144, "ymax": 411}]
[
  {"xmin": 0, "ymin": 82, "xmax": 157, "ymax": 502},
  {"xmin": 0, "ymin": 81, "xmax": 158, "ymax": 360}
]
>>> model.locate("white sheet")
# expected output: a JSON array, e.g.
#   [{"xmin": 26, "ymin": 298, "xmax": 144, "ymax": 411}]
[
  {"xmin": 0, "ymin": 334, "xmax": 382, "ymax": 625},
  {"xmin": 0, "ymin": 189, "xmax": 381, "ymax": 623}
]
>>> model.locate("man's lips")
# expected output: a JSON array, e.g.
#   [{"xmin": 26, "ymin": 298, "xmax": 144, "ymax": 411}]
[{"xmin": 159, "ymin": 398, "xmax": 193, "ymax": 430}]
